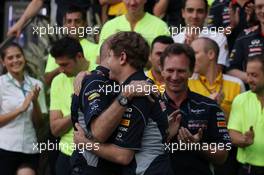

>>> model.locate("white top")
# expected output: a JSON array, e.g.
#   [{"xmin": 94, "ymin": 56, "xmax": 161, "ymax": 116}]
[
  {"xmin": 172, "ymin": 28, "xmax": 229, "ymax": 66},
  {"xmin": 0, "ymin": 73, "xmax": 45, "ymax": 153}
]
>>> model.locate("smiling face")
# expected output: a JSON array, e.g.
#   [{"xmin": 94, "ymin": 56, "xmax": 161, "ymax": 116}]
[
  {"xmin": 182, "ymin": 0, "xmax": 207, "ymax": 28},
  {"xmin": 2, "ymin": 46, "xmax": 26, "ymax": 76},
  {"xmin": 246, "ymin": 59, "xmax": 264, "ymax": 94},
  {"xmin": 161, "ymin": 54, "xmax": 192, "ymax": 93}
]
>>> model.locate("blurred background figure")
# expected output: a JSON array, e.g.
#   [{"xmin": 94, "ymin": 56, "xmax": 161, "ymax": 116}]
[
  {"xmin": 227, "ymin": 0, "xmax": 264, "ymax": 85},
  {"xmin": 146, "ymin": 35, "xmax": 174, "ymax": 92},
  {"xmin": 44, "ymin": 6, "xmax": 98, "ymax": 86},
  {"xmin": 7, "ymin": 0, "xmax": 91, "ymax": 37},
  {"xmin": 208, "ymin": 0, "xmax": 257, "ymax": 52},
  {"xmin": 99, "ymin": 0, "xmax": 170, "ymax": 47},
  {"xmin": 173, "ymin": 0, "xmax": 229, "ymax": 70}
]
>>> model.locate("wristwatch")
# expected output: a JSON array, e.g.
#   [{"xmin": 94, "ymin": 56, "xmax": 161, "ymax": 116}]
[
  {"xmin": 85, "ymin": 130, "xmax": 94, "ymax": 140},
  {"xmin": 117, "ymin": 94, "xmax": 129, "ymax": 107}
]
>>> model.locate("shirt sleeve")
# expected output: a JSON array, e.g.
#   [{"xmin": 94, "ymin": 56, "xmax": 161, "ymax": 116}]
[
  {"xmin": 227, "ymin": 95, "xmax": 243, "ymax": 132},
  {"xmin": 228, "ymin": 36, "xmax": 245, "ymax": 71},
  {"xmin": 113, "ymin": 98, "xmax": 150, "ymax": 150},
  {"xmin": 206, "ymin": 105, "xmax": 231, "ymax": 144},
  {"xmin": 81, "ymin": 79, "xmax": 114, "ymax": 128},
  {"xmin": 207, "ymin": 3, "xmax": 223, "ymax": 28},
  {"xmin": 50, "ymin": 77, "xmax": 61, "ymax": 110}
]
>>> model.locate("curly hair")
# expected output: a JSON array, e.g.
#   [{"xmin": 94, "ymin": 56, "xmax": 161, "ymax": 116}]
[{"xmin": 108, "ymin": 31, "xmax": 150, "ymax": 70}]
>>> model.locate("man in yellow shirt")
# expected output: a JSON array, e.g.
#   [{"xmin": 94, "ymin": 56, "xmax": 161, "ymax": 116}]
[
  {"xmin": 146, "ymin": 35, "xmax": 174, "ymax": 92},
  {"xmin": 228, "ymin": 54, "xmax": 264, "ymax": 175},
  {"xmin": 44, "ymin": 6, "xmax": 98, "ymax": 86},
  {"xmin": 189, "ymin": 37, "xmax": 245, "ymax": 119},
  {"xmin": 189, "ymin": 37, "xmax": 243, "ymax": 175},
  {"xmin": 99, "ymin": 0, "xmax": 170, "ymax": 47},
  {"xmin": 49, "ymin": 36, "xmax": 89, "ymax": 175}
]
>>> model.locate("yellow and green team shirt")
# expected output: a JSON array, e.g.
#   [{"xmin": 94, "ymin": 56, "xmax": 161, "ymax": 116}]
[
  {"xmin": 228, "ymin": 91, "xmax": 264, "ymax": 166},
  {"xmin": 45, "ymin": 38, "xmax": 98, "ymax": 73},
  {"xmin": 188, "ymin": 73, "xmax": 245, "ymax": 117},
  {"xmin": 50, "ymin": 73, "xmax": 75, "ymax": 156},
  {"xmin": 99, "ymin": 12, "xmax": 170, "ymax": 46}
]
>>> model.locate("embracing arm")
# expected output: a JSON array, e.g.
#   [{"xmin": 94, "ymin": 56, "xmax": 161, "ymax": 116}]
[{"xmin": 50, "ymin": 110, "xmax": 72, "ymax": 137}]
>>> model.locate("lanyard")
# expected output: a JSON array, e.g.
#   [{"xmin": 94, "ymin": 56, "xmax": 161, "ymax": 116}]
[
  {"xmin": 7, "ymin": 74, "xmax": 33, "ymax": 97},
  {"xmin": 198, "ymin": 75, "xmax": 224, "ymax": 95}
]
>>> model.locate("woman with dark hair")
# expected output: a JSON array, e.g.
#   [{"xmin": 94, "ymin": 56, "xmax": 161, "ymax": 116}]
[{"xmin": 0, "ymin": 43, "xmax": 44, "ymax": 175}]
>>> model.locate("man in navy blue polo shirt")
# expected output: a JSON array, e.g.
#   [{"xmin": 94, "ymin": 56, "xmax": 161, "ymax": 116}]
[
  {"xmin": 70, "ymin": 38, "xmax": 119, "ymax": 175},
  {"xmin": 160, "ymin": 43, "xmax": 231, "ymax": 175}
]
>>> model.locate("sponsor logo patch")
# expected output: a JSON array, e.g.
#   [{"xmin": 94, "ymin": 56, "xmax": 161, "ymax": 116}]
[
  {"xmin": 88, "ymin": 92, "xmax": 100, "ymax": 101},
  {"xmin": 217, "ymin": 121, "xmax": 227, "ymax": 127},
  {"xmin": 120, "ymin": 119, "xmax": 130, "ymax": 127},
  {"xmin": 249, "ymin": 47, "xmax": 262, "ymax": 52}
]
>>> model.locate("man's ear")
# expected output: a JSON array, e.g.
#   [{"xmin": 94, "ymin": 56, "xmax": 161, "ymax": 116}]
[
  {"xmin": 120, "ymin": 51, "xmax": 127, "ymax": 66},
  {"xmin": 207, "ymin": 49, "xmax": 215, "ymax": 61},
  {"xmin": 76, "ymin": 52, "xmax": 84, "ymax": 61}
]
